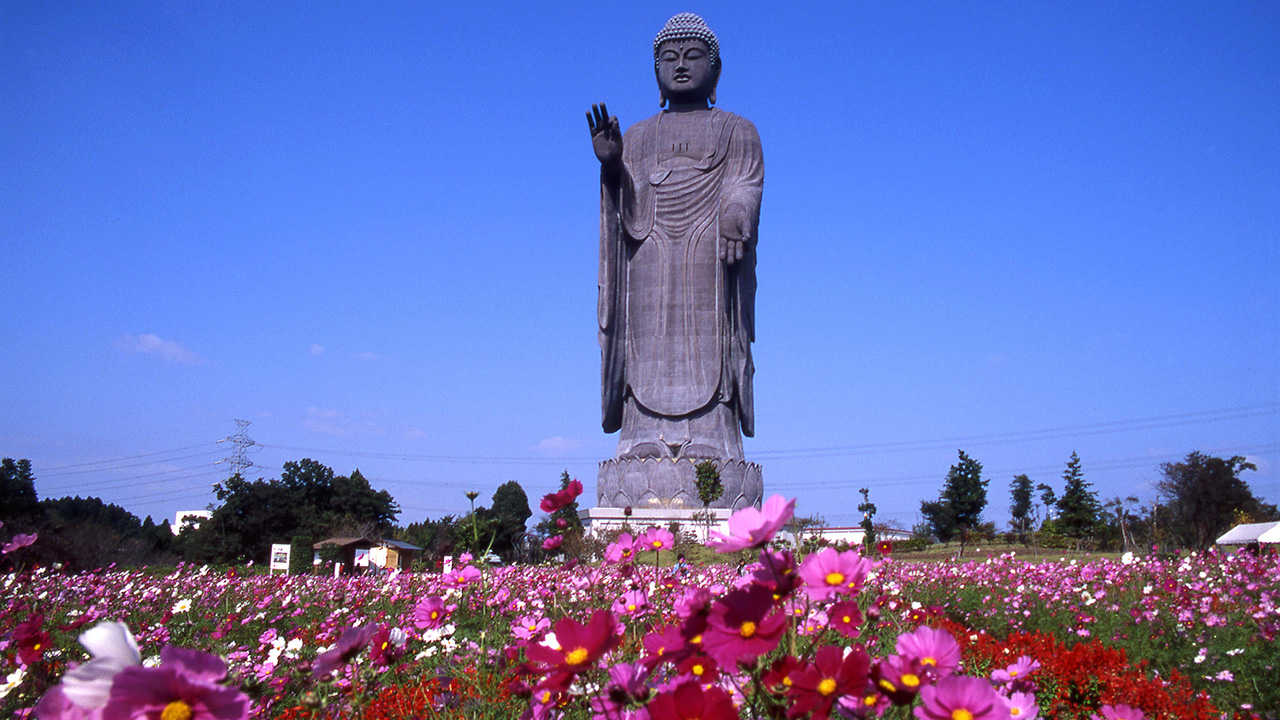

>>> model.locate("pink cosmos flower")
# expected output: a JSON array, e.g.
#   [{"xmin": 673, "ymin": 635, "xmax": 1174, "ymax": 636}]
[
  {"xmin": 512, "ymin": 615, "xmax": 550, "ymax": 642},
  {"xmin": 539, "ymin": 479, "xmax": 584, "ymax": 513},
  {"xmin": 797, "ymin": 547, "xmax": 874, "ymax": 601},
  {"xmin": 541, "ymin": 535, "xmax": 564, "ymax": 551},
  {"xmin": 368, "ymin": 626, "xmax": 407, "ymax": 668},
  {"xmin": 1003, "ymin": 691, "xmax": 1040, "ymax": 720},
  {"xmin": 441, "ymin": 565, "xmax": 482, "ymax": 587},
  {"xmin": 604, "ymin": 533, "xmax": 636, "ymax": 564},
  {"xmin": 706, "ymin": 495, "xmax": 795, "ymax": 553},
  {"xmin": 413, "ymin": 596, "xmax": 449, "ymax": 630},
  {"xmin": 2, "ymin": 532, "xmax": 37, "ymax": 554},
  {"xmin": 913, "ymin": 674, "xmax": 1003, "ymax": 720},
  {"xmin": 103, "ymin": 646, "xmax": 249, "ymax": 720},
  {"xmin": 1091, "ymin": 705, "xmax": 1146, "ymax": 720},
  {"xmin": 612, "ymin": 588, "xmax": 649, "ymax": 616},
  {"xmin": 895, "ymin": 626, "xmax": 961, "ymax": 678},
  {"xmin": 991, "ymin": 655, "xmax": 1040, "ymax": 692},
  {"xmin": 312, "ymin": 625, "xmax": 377, "ymax": 677},
  {"xmin": 638, "ymin": 526, "xmax": 674, "ymax": 552}
]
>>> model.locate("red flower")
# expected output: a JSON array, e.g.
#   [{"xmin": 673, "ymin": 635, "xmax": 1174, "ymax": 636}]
[
  {"xmin": 14, "ymin": 613, "xmax": 51, "ymax": 667},
  {"xmin": 539, "ymin": 480, "xmax": 583, "ymax": 513},
  {"xmin": 701, "ymin": 584, "xmax": 786, "ymax": 667},
  {"xmin": 525, "ymin": 609, "xmax": 619, "ymax": 687},
  {"xmin": 787, "ymin": 645, "xmax": 872, "ymax": 720},
  {"xmin": 647, "ymin": 681, "xmax": 738, "ymax": 720},
  {"xmin": 827, "ymin": 600, "xmax": 863, "ymax": 639}
]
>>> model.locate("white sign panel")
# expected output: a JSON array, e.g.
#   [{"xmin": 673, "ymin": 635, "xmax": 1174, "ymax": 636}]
[{"xmin": 269, "ymin": 543, "xmax": 291, "ymax": 573}]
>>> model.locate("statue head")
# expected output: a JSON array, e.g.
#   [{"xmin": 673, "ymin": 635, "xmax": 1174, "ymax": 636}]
[{"xmin": 653, "ymin": 13, "xmax": 721, "ymax": 108}]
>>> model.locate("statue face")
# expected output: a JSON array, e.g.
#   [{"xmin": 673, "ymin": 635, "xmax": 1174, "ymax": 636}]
[{"xmin": 656, "ymin": 39, "xmax": 717, "ymax": 105}]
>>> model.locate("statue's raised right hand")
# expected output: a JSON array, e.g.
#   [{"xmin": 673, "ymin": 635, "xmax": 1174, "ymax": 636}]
[{"xmin": 587, "ymin": 103, "xmax": 622, "ymax": 167}]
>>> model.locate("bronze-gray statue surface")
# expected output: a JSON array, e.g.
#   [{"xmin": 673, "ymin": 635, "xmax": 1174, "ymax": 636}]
[{"xmin": 589, "ymin": 13, "xmax": 763, "ymax": 510}]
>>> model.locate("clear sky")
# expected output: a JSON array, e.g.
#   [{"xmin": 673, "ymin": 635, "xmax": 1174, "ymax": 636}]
[{"xmin": 3, "ymin": 2, "xmax": 1277, "ymax": 531}]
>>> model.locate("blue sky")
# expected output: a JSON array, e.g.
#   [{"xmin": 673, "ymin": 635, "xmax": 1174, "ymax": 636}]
[{"xmin": 3, "ymin": 2, "xmax": 1277, "ymax": 531}]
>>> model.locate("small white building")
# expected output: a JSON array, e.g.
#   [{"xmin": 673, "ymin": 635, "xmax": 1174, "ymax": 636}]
[
  {"xmin": 1215, "ymin": 521, "xmax": 1280, "ymax": 548},
  {"xmin": 173, "ymin": 510, "xmax": 211, "ymax": 535}
]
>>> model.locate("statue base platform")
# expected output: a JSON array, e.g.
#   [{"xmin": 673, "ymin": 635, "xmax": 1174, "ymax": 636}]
[
  {"xmin": 578, "ymin": 505, "xmax": 735, "ymax": 542},
  {"xmin": 595, "ymin": 456, "xmax": 762, "ymax": 510}
]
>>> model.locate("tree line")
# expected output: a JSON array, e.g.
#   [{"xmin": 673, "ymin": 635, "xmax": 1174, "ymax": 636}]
[
  {"xmin": 916, "ymin": 449, "xmax": 1276, "ymax": 553},
  {"xmin": 0, "ymin": 456, "xmax": 575, "ymax": 572}
]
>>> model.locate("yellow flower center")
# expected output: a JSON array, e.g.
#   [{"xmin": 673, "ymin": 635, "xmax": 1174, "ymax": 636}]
[
  {"xmin": 161, "ymin": 701, "xmax": 194, "ymax": 720},
  {"xmin": 1011, "ymin": 708, "xmax": 1022, "ymax": 717},
  {"xmin": 952, "ymin": 711, "xmax": 974, "ymax": 720},
  {"xmin": 864, "ymin": 694, "xmax": 877, "ymax": 707},
  {"xmin": 622, "ymin": 549, "xmax": 632, "ymax": 557},
  {"xmin": 818, "ymin": 678, "xmax": 837, "ymax": 696},
  {"xmin": 33, "ymin": 643, "xmax": 41, "ymax": 652},
  {"xmin": 825, "ymin": 572, "xmax": 845, "ymax": 586},
  {"xmin": 627, "ymin": 604, "xmax": 636, "ymax": 612},
  {"xmin": 922, "ymin": 656, "xmax": 937, "ymax": 667},
  {"xmin": 565, "ymin": 647, "xmax": 590, "ymax": 665},
  {"xmin": 539, "ymin": 690, "xmax": 552, "ymax": 704},
  {"xmin": 739, "ymin": 621, "xmax": 757, "ymax": 638},
  {"xmin": 692, "ymin": 663, "xmax": 704, "ymax": 676},
  {"xmin": 652, "ymin": 541, "xmax": 662, "ymax": 548},
  {"xmin": 691, "ymin": 634, "xmax": 703, "ymax": 645},
  {"xmin": 878, "ymin": 679, "xmax": 896, "ymax": 693},
  {"xmin": 902, "ymin": 674, "xmax": 920, "ymax": 688},
  {"xmin": 1009, "ymin": 669, "xmax": 1019, "ymax": 677},
  {"xmin": 782, "ymin": 677, "xmax": 793, "ymax": 687},
  {"xmin": 842, "ymin": 615, "xmax": 852, "ymax": 623},
  {"xmin": 430, "ymin": 611, "xmax": 439, "ymax": 619}
]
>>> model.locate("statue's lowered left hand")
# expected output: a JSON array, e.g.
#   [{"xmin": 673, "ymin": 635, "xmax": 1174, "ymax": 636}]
[{"xmin": 719, "ymin": 202, "xmax": 751, "ymax": 265}]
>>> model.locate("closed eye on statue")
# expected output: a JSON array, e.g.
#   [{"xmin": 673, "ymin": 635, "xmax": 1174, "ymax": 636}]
[
  {"xmin": 660, "ymin": 50, "xmax": 680, "ymax": 62},
  {"xmin": 683, "ymin": 48, "xmax": 705, "ymax": 60}
]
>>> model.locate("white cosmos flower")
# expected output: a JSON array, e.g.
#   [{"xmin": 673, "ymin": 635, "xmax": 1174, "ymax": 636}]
[
  {"xmin": 172, "ymin": 598, "xmax": 192, "ymax": 613},
  {"xmin": 61, "ymin": 621, "xmax": 142, "ymax": 709}
]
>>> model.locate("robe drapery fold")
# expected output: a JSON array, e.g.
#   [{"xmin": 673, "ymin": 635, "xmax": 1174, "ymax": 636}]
[{"xmin": 598, "ymin": 108, "xmax": 762, "ymax": 440}]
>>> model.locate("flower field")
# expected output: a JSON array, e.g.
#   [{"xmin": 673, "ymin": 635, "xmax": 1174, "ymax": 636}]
[{"xmin": 2, "ymin": 496, "xmax": 1277, "ymax": 719}]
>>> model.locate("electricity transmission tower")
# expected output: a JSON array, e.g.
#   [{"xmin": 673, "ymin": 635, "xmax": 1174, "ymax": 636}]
[{"xmin": 217, "ymin": 419, "xmax": 256, "ymax": 479}]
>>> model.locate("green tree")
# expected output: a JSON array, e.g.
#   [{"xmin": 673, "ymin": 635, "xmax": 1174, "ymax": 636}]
[
  {"xmin": 857, "ymin": 487, "xmax": 877, "ymax": 551},
  {"xmin": 1157, "ymin": 451, "xmax": 1272, "ymax": 549},
  {"xmin": 0, "ymin": 458, "xmax": 40, "ymax": 526},
  {"xmin": 1009, "ymin": 474, "xmax": 1034, "ymax": 539},
  {"xmin": 489, "ymin": 481, "xmax": 532, "ymax": 559},
  {"xmin": 920, "ymin": 450, "xmax": 988, "ymax": 545},
  {"xmin": 695, "ymin": 461, "xmax": 723, "ymax": 540},
  {"xmin": 1055, "ymin": 452, "xmax": 1102, "ymax": 540}
]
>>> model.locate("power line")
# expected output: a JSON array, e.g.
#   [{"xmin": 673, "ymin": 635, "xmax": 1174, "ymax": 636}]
[
  {"xmin": 38, "ymin": 444, "xmax": 220, "ymax": 473},
  {"xmin": 38, "ymin": 449, "xmax": 226, "ymax": 478}
]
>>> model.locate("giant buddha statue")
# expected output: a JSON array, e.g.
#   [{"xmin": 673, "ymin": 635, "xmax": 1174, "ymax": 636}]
[{"xmin": 588, "ymin": 13, "xmax": 763, "ymax": 510}]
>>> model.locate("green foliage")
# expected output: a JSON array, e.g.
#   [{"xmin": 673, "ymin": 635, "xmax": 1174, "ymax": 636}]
[
  {"xmin": 1009, "ymin": 474, "xmax": 1034, "ymax": 537},
  {"xmin": 920, "ymin": 450, "xmax": 988, "ymax": 543},
  {"xmin": 694, "ymin": 461, "xmax": 724, "ymax": 507},
  {"xmin": 1055, "ymin": 452, "xmax": 1102, "ymax": 539},
  {"xmin": 1157, "ymin": 451, "xmax": 1269, "ymax": 549},
  {"xmin": 288, "ymin": 535, "xmax": 313, "ymax": 574}
]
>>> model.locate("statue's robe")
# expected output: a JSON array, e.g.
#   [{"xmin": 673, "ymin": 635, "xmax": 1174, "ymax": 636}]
[{"xmin": 599, "ymin": 108, "xmax": 763, "ymax": 450}]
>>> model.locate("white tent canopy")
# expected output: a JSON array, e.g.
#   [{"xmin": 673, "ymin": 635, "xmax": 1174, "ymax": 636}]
[{"xmin": 1215, "ymin": 521, "xmax": 1280, "ymax": 546}]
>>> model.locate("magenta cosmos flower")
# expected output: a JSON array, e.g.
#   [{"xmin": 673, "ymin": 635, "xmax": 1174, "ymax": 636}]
[
  {"xmin": 611, "ymin": 588, "xmax": 649, "ymax": 616},
  {"xmin": 707, "ymin": 495, "xmax": 795, "ymax": 552},
  {"xmin": 1003, "ymin": 691, "xmax": 1040, "ymax": 720},
  {"xmin": 541, "ymin": 535, "xmax": 563, "ymax": 551},
  {"xmin": 701, "ymin": 584, "xmax": 787, "ymax": 666},
  {"xmin": 913, "ymin": 675, "xmax": 1003, "ymax": 720},
  {"xmin": 525, "ymin": 609, "xmax": 619, "ymax": 688},
  {"xmin": 788, "ymin": 644, "xmax": 872, "ymax": 720},
  {"xmin": 895, "ymin": 626, "xmax": 961, "ymax": 678},
  {"xmin": 413, "ymin": 596, "xmax": 450, "ymax": 630},
  {"xmin": 312, "ymin": 624, "xmax": 377, "ymax": 677},
  {"xmin": 797, "ymin": 547, "xmax": 874, "ymax": 601},
  {"xmin": 2, "ymin": 532, "xmax": 37, "ymax": 554},
  {"xmin": 604, "ymin": 533, "xmax": 636, "ymax": 564},
  {"xmin": 647, "ymin": 681, "xmax": 738, "ymax": 720},
  {"xmin": 103, "ymin": 646, "xmax": 249, "ymax": 720}
]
